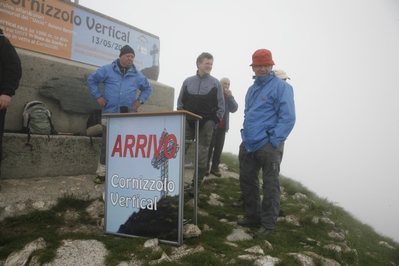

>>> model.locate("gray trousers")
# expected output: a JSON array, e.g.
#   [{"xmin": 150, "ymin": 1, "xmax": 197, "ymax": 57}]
[
  {"xmin": 239, "ymin": 141, "xmax": 284, "ymax": 230},
  {"xmin": 185, "ymin": 120, "xmax": 215, "ymax": 186}
]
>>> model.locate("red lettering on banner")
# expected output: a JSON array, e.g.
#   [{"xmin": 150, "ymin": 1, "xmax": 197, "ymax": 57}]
[
  {"xmin": 111, "ymin": 133, "xmax": 178, "ymax": 158},
  {"xmin": 111, "ymin": 135, "xmax": 122, "ymax": 157},
  {"xmin": 136, "ymin": 135, "xmax": 147, "ymax": 158},
  {"xmin": 123, "ymin": 135, "xmax": 135, "ymax": 157},
  {"xmin": 147, "ymin": 135, "xmax": 153, "ymax": 158},
  {"xmin": 164, "ymin": 134, "xmax": 177, "ymax": 159}
]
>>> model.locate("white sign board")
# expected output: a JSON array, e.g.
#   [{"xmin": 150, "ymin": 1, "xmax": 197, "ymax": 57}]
[{"xmin": 104, "ymin": 113, "xmax": 186, "ymax": 245}]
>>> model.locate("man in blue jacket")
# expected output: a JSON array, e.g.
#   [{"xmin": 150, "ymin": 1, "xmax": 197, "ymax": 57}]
[
  {"xmin": 206, "ymin": 77, "xmax": 238, "ymax": 177},
  {"xmin": 87, "ymin": 45, "xmax": 152, "ymax": 184},
  {"xmin": 237, "ymin": 49, "xmax": 296, "ymax": 239}
]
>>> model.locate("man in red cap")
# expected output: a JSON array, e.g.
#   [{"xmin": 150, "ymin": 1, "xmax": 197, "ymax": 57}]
[{"xmin": 237, "ymin": 49, "xmax": 296, "ymax": 239}]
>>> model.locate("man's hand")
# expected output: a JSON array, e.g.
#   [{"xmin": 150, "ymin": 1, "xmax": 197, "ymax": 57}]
[
  {"xmin": 132, "ymin": 100, "xmax": 142, "ymax": 112},
  {"xmin": 96, "ymin": 96, "xmax": 107, "ymax": 107},
  {"xmin": 224, "ymin": 88, "xmax": 233, "ymax": 97},
  {"xmin": 0, "ymin": 95, "xmax": 11, "ymax": 110}
]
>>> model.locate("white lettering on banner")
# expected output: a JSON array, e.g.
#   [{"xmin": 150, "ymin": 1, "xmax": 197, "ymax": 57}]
[
  {"xmin": 110, "ymin": 193, "xmax": 158, "ymax": 210},
  {"xmin": 48, "ymin": 23, "xmax": 62, "ymax": 31},
  {"xmin": 0, "ymin": 2, "xmax": 15, "ymax": 10},
  {"xmin": 110, "ymin": 174, "xmax": 175, "ymax": 193},
  {"xmin": 31, "ymin": 17, "xmax": 46, "ymax": 25},
  {"xmin": 17, "ymin": 36, "xmax": 30, "ymax": 43},
  {"xmin": 36, "ymin": 40, "xmax": 59, "ymax": 50}
]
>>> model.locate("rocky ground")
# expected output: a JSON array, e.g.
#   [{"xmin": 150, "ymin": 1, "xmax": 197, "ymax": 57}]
[
  {"xmin": 0, "ymin": 166, "xmax": 250, "ymax": 266},
  {"xmin": 1, "ymin": 167, "xmax": 397, "ymax": 266},
  {"xmin": 0, "ymin": 165, "xmax": 236, "ymax": 221}
]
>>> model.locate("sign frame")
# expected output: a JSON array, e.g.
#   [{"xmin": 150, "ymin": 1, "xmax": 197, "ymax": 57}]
[{"xmin": 103, "ymin": 111, "xmax": 200, "ymax": 246}]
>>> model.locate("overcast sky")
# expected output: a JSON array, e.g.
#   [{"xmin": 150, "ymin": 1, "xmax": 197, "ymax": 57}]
[{"xmin": 79, "ymin": 0, "xmax": 399, "ymax": 243}]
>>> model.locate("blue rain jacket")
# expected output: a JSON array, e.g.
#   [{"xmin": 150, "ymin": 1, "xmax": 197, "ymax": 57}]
[
  {"xmin": 241, "ymin": 71, "xmax": 296, "ymax": 152},
  {"xmin": 87, "ymin": 58, "xmax": 152, "ymax": 115}
]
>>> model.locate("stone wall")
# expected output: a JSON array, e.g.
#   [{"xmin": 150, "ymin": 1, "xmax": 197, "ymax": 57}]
[{"xmin": 3, "ymin": 133, "xmax": 101, "ymax": 179}]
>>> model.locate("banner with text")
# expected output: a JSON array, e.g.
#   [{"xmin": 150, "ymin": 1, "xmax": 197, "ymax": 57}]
[
  {"xmin": 0, "ymin": 0, "xmax": 160, "ymax": 80},
  {"xmin": 104, "ymin": 114, "xmax": 184, "ymax": 244}
]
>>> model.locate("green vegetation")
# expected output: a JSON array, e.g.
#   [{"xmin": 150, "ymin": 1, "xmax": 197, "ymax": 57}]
[{"xmin": 0, "ymin": 152, "xmax": 398, "ymax": 265}]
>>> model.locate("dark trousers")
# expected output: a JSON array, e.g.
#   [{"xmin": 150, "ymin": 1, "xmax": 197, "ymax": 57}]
[
  {"xmin": 0, "ymin": 108, "xmax": 6, "ymax": 176},
  {"xmin": 99, "ymin": 123, "xmax": 106, "ymax": 165},
  {"xmin": 207, "ymin": 127, "xmax": 226, "ymax": 171},
  {"xmin": 239, "ymin": 141, "xmax": 284, "ymax": 230}
]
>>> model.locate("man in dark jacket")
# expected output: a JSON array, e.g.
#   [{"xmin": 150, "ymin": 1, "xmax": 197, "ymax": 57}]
[
  {"xmin": 0, "ymin": 28, "xmax": 22, "ymax": 184},
  {"xmin": 177, "ymin": 52, "xmax": 225, "ymax": 196},
  {"xmin": 206, "ymin": 77, "xmax": 238, "ymax": 177}
]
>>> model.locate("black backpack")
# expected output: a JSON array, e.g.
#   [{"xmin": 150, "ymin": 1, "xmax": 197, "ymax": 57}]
[
  {"xmin": 86, "ymin": 110, "xmax": 102, "ymax": 137},
  {"xmin": 86, "ymin": 110, "xmax": 102, "ymax": 146}
]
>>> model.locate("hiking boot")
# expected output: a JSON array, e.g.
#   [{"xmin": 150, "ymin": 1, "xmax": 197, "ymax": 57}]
[
  {"xmin": 237, "ymin": 217, "xmax": 261, "ymax": 227},
  {"xmin": 210, "ymin": 169, "xmax": 221, "ymax": 177},
  {"xmin": 205, "ymin": 170, "xmax": 210, "ymax": 176},
  {"xmin": 94, "ymin": 175, "xmax": 105, "ymax": 184},
  {"xmin": 279, "ymin": 209, "xmax": 285, "ymax": 217},
  {"xmin": 232, "ymin": 199, "xmax": 244, "ymax": 208},
  {"xmin": 253, "ymin": 227, "xmax": 273, "ymax": 239}
]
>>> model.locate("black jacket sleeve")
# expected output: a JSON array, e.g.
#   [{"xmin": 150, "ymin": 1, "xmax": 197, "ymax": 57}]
[{"xmin": 0, "ymin": 30, "xmax": 22, "ymax": 97}]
